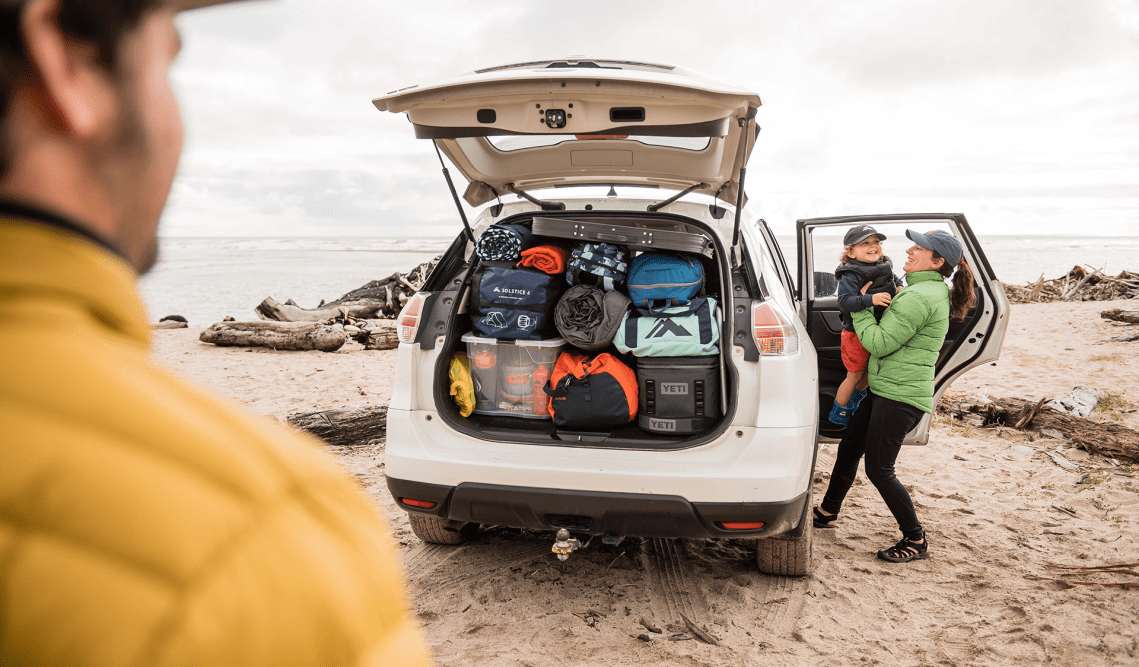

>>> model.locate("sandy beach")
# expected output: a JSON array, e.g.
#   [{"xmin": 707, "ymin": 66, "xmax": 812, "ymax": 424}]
[{"xmin": 152, "ymin": 299, "xmax": 1139, "ymax": 666}]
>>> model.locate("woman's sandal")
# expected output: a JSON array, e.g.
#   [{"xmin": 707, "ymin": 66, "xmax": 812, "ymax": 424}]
[
  {"xmin": 877, "ymin": 536, "xmax": 930, "ymax": 563},
  {"xmin": 812, "ymin": 506, "xmax": 838, "ymax": 528}
]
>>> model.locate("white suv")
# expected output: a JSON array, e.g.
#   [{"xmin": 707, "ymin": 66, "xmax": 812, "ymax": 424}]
[{"xmin": 373, "ymin": 59, "xmax": 1009, "ymax": 575}]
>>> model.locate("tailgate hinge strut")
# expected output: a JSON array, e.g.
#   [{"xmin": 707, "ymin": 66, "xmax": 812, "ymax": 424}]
[
  {"xmin": 433, "ymin": 140, "xmax": 476, "ymax": 243},
  {"xmin": 731, "ymin": 113, "xmax": 759, "ymax": 255}
]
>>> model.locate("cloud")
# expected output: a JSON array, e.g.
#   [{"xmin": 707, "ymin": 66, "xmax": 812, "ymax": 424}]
[
  {"xmin": 812, "ymin": 0, "xmax": 1137, "ymax": 89},
  {"xmin": 161, "ymin": 0, "xmax": 1139, "ymax": 239}
]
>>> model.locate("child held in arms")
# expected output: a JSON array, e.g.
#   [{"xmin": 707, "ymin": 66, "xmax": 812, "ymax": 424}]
[{"xmin": 830, "ymin": 225, "xmax": 904, "ymax": 424}]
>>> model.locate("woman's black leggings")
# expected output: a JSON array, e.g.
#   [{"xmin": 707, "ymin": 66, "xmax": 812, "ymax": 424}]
[{"xmin": 820, "ymin": 390, "xmax": 926, "ymax": 541}]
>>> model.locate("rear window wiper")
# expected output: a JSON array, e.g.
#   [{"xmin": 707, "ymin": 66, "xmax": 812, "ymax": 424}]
[
  {"xmin": 646, "ymin": 182, "xmax": 705, "ymax": 212},
  {"xmin": 507, "ymin": 184, "xmax": 566, "ymax": 211}
]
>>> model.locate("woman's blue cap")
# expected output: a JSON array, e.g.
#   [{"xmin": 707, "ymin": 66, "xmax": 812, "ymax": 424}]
[{"xmin": 905, "ymin": 229, "xmax": 964, "ymax": 267}]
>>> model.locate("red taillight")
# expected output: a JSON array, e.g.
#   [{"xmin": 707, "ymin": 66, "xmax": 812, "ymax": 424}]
[
  {"xmin": 719, "ymin": 522, "xmax": 765, "ymax": 530},
  {"xmin": 396, "ymin": 292, "xmax": 429, "ymax": 345},
  {"xmin": 401, "ymin": 498, "xmax": 436, "ymax": 509},
  {"xmin": 752, "ymin": 301, "xmax": 799, "ymax": 356}
]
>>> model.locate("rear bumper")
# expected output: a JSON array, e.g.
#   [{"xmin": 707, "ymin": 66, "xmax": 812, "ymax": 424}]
[{"xmin": 388, "ymin": 478, "xmax": 809, "ymax": 539}]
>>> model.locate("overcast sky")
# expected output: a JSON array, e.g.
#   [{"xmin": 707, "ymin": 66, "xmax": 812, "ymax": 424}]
[{"xmin": 164, "ymin": 0, "xmax": 1139, "ymax": 238}]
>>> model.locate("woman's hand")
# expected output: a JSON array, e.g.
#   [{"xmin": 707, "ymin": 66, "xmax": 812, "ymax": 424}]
[{"xmin": 862, "ymin": 281, "xmax": 892, "ymax": 307}]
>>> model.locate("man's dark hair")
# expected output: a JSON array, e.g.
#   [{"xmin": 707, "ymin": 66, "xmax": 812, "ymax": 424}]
[{"xmin": 0, "ymin": 0, "xmax": 164, "ymax": 177}]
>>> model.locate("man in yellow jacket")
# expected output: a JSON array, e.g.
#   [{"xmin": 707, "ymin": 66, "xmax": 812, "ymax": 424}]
[{"xmin": 0, "ymin": 1, "xmax": 432, "ymax": 665}]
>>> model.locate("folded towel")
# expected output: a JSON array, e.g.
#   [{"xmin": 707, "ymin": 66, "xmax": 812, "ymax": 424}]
[
  {"xmin": 517, "ymin": 245, "xmax": 568, "ymax": 275},
  {"xmin": 475, "ymin": 223, "xmax": 532, "ymax": 262}
]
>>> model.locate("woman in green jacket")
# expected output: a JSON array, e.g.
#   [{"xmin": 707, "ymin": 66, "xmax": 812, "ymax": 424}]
[{"xmin": 814, "ymin": 229, "xmax": 976, "ymax": 563}]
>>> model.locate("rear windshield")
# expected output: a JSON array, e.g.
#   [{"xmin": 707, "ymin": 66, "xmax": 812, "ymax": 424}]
[{"xmin": 487, "ymin": 135, "xmax": 711, "ymax": 152}]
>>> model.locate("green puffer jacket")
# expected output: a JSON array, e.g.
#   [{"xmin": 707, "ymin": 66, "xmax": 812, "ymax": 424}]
[{"xmin": 851, "ymin": 271, "xmax": 950, "ymax": 413}]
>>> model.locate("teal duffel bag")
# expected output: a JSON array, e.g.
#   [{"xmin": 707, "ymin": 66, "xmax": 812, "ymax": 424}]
[{"xmin": 614, "ymin": 298, "xmax": 720, "ymax": 357}]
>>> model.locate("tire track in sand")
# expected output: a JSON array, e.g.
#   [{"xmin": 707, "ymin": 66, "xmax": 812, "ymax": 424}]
[
  {"xmin": 641, "ymin": 538, "xmax": 710, "ymax": 627},
  {"xmin": 413, "ymin": 540, "xmax": 550, "ymax": 590}
]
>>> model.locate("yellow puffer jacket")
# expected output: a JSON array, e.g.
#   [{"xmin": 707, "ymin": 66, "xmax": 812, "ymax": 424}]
[{"xmin": 0, "ymin": 220, "xmax": 432, "ymax": 666}]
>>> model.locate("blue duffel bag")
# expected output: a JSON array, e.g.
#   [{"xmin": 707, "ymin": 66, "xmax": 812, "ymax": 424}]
[
  {"xmin": 470, "ymin": 262, "xmax": 563, "ymax": 340},
  {"xmin": 614, "ymin": 297, "xmax": 721, "ymax": 357},
  {"xmin": 626, "ymin": 253, "xmax": 704, "ymax": 307}
]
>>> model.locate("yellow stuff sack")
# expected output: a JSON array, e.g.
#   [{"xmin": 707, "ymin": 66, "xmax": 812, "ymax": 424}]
[{"xmin": 449, "ymin": 352, "xmax": 476, "ymax": 417}]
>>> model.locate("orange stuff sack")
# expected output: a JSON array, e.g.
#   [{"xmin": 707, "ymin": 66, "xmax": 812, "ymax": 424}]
[
  {"xmin": 517, "ymin": 245, "xmax": 568, "ymax": 275},
  {"xmin": 545, "ymin": 351, "xmax": 638, "ymax": 429}
]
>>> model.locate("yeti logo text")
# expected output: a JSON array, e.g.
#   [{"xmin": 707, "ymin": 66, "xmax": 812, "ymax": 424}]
[
  {"xmin": 649, "ymin": 418, "xmax": 677, "ymax": 431},
  {"xmin": 660, "ymin": 383, "xmax": 688, "ymax": 395}
]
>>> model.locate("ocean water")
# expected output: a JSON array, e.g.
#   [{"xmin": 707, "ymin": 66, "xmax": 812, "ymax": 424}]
[
  {"xmin": 139, "ymin": 234, "xmax": 1139, "ymax": 326},
  {"xmin": 139, "ymin": 237, "xmax": 450, "ymax": 326},
  {"xmin": 777, "ymin": 234, "xmax": 1139, "ymax": 286}
]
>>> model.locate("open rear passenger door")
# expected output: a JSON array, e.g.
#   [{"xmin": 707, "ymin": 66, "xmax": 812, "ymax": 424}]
[{"xmin": 796, "ymin": 214, "xmax": 1010, "ymax": 444}]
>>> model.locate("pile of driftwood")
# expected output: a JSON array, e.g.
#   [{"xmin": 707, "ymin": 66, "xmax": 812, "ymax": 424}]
[
  {"xmin": 937, "ymin": 392, "xmax": 1138, "ymax": 463},
  {"xmin": 199, "ymin": 307, "xmax": 400, "ymax": 352},
  {"xmin": 199, "ymin": 255, "xmax": 440, "ymax": 353},
  {"xmin": 1003, "ymin": 266, "xmax": 1139, "ymax": 304},
  {"xmin": 256, "ymin": 255, "xmax": 441, "ymax": 322}
]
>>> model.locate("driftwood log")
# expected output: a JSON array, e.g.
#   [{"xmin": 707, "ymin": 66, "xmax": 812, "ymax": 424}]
[
  {"xmin": 256, "ymin": 255, "xmax": 441, "ymax": 322},
  {"xmin": 287, "ymin": 405, "xmax": 388, "ymax": 447},
  {"xmin": 363, "ymin": 326, "xmax": 399, "ymax": 350},
  {"xmin": 1002, "ymin": 266, "xmax": 1139, "ymax": 304},
  {"xmin": 1101, "ymin": 309, "xmax": 1139, "ymax": 324},
  {"xmin": 255, "ymin": 297, "xmax": 383, "ymax": 322},
  {"xmin": 199, "ymin": 321, "xmax": 347, "ymax": 352},
  {"xmin": 937, "ymin": 395, "xmax": 1139, "ymax": 463}
]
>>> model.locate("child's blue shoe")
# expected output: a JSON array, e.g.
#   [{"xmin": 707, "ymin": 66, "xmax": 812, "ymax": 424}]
[
  {"xmin": 849, "ymin": 388, "xmax": 868, "ymax": 413},
  {"xmin": 829, "ymin": 400, "xmax": 853, "ymax": 425}
]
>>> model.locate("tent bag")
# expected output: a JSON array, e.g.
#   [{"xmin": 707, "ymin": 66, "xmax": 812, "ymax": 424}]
[
  {"xmin": 636, "ymin": 356, "xmax": 721, "ymax": 434},
  {"xmin": 470, "ymin": 261, "xmax": 563, "ymax": 340},
  {"xmin": 565, "ymin": 243, "xmax": 628, "ymax": 292},
  {"xmin": 614, "ymin": 297, "xmax": 720, "ymax": 357},
  {"xmin": 545, "ymin": 351, "xmax": 638, "ymax": 429},
  {"xmin": 626, "ymin": 253, "xmax": 704, "ymax": 307}
]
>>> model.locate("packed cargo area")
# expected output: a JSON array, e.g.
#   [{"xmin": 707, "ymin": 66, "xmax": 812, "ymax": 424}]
[{"xmin": 431, "ymin": 209, "xmax": 747, "ymax": 450}]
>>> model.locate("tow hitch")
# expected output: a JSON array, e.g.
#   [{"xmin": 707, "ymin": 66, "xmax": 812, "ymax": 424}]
[{"xmin": 552, "ymin": 529, "xmax": 581, "ymax": 561}]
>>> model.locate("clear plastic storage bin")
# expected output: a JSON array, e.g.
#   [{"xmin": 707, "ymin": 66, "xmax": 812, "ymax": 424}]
[{"xmin": 462, "ymin": 334, "xmax": 566, "ymax": 419}]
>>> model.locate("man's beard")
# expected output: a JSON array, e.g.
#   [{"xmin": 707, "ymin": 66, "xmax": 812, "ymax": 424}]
[{"xmin": 96, "ymin": 81, "xmax": 162, "ymax": 275}]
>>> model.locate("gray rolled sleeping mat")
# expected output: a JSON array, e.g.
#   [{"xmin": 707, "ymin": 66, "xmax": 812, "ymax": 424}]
[{"xmin": 553, "ymin": 285, "xmax": 631, "ymax": 351}]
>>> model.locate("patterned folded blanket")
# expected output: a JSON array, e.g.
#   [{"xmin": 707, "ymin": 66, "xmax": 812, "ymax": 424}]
[
  {"xmin": 474, "ymin": 223, "xmax": 532, "ymax": 262},
  {"xmin": 517, "ymin": 245, "xmax": 568, "ymax": 275}
]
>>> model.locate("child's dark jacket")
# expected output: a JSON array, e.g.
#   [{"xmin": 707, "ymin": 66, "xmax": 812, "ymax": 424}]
[{"xmin": 835, "ymin": 257, "xmax": 902, "ymax": 331}]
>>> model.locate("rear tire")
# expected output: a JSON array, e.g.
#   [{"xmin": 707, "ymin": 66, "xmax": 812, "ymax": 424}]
[
  {"xmin": 755, "ymin": 501, "xmax": 813, "ymax": 576},
  {"xmin": 408, "ymin": 513, "xmax": 468, "ymax": 545}
]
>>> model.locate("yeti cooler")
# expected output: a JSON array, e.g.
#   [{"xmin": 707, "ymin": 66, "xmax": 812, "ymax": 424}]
[{"xmin": 635, "ymin": 355, "xmax": 720, "ymax": 434}]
